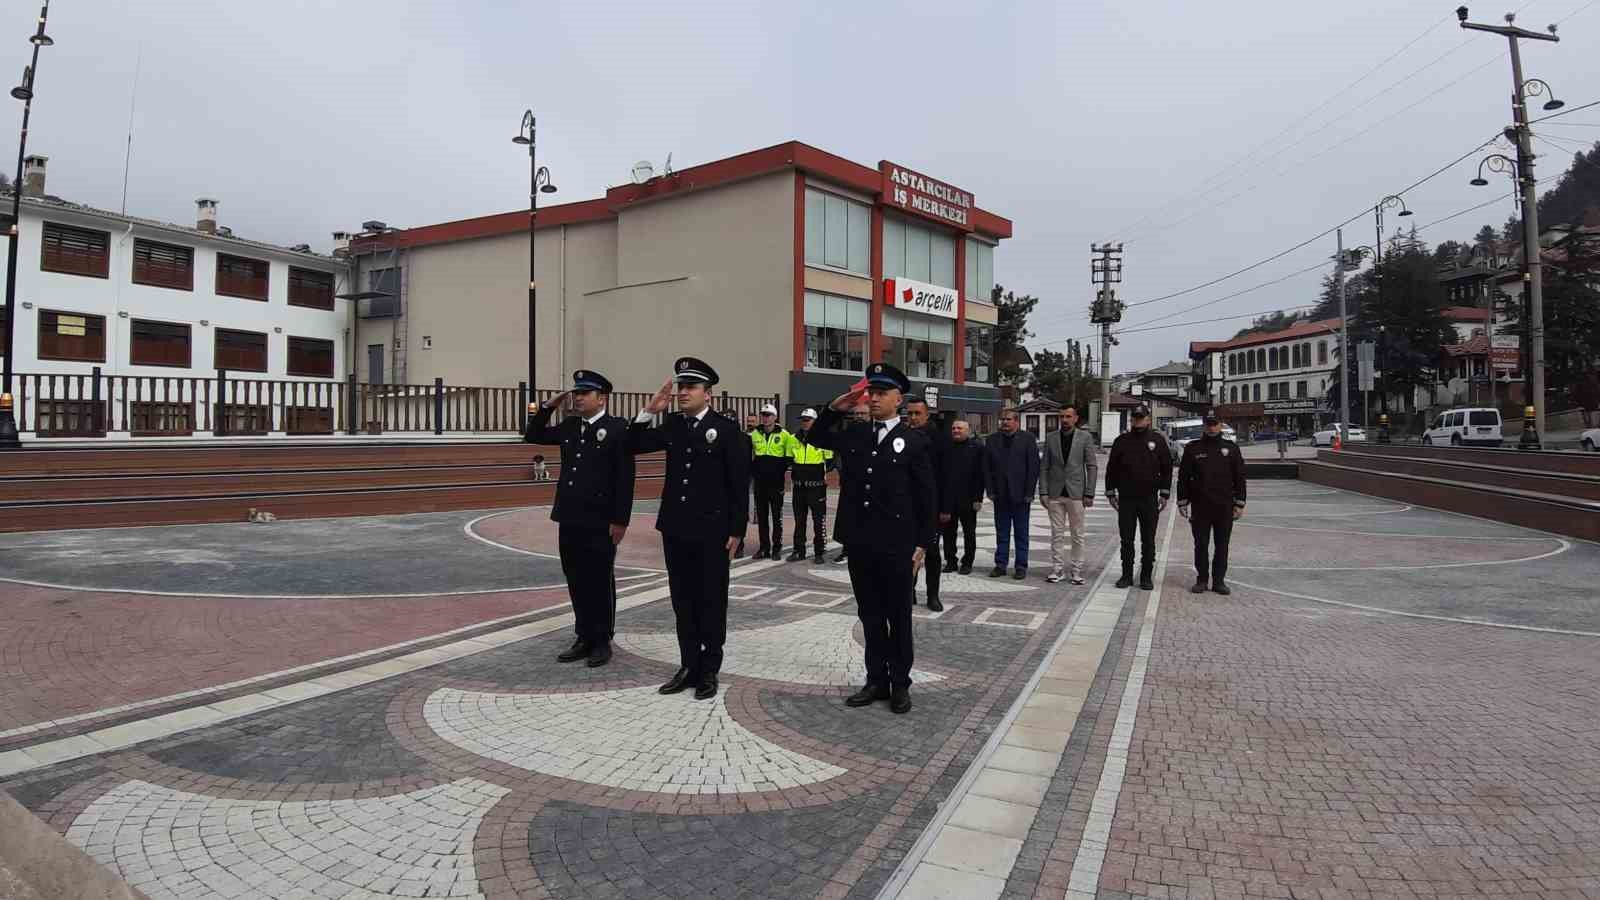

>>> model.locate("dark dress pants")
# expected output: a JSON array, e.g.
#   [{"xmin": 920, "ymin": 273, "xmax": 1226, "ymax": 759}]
[
  {"xmin": 753, "ymin": 481, "xmax": 784, "ymax": 551},
  {"xmin": 661, "ymin": 535, "xmax": 729, "ymax": 675},
  {"xmin": 1190, "ymin": 506, "xmax": 1235, "ymax": 583},
  {"xmin": 559, "ymin": 523, "xmax": 617, "ymax": 644},
  {"xmin": 1116, "ymin": 494, "xmax": 1159, "ymax": 577},
  {"xmin": 846, "ymin": 545, "xmax": 915, "ymax": 689},
  {"xmin": 942, "ymin": 507, "xmax": 978, "ymax": 567},
  {"xmin": 792, "ymin": 484, "xmax": 827, "ymax": 553}
]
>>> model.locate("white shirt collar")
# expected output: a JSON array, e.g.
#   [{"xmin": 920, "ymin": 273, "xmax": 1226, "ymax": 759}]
[
  {"xmin": 688, "ymin": 406, "xmax": 710, "ymax": 423},
  {"xmin": 583, "ymin": 409, "xmax": 607, "ymax": 426},
  {"xmin": 874, "ymin": 416, "xmax": 899, "ymax": 440}
]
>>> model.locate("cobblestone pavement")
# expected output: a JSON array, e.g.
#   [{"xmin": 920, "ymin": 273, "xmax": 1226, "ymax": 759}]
[{"xmin": 4, "ymin": 479, "xmax": 1598, "ymax": 899}]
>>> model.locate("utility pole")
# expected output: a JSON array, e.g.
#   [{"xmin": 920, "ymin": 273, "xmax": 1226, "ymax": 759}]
[
  {"xmin": 1089, "ymin": 243, "xmax": 1123, "ymax": 429},
  {"xmin": 1459, "ymin": 6, "xmax": 1559, "ymax": 440},
  {"xmin": 1336, "ymin": 229, "xmax": 1350, "ymax": 444}
]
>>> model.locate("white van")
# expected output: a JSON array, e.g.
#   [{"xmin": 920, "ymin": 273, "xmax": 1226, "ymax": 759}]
[{"xmin": 1422, "ymin": 407, "xmax": 1502, "ymax": 447}]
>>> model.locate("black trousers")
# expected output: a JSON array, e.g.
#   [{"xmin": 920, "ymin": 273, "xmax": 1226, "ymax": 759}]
[
  {"xmin": 1117, "ymin": 494, "xmax": 1160, "ymax": 577},
  {"xmin": 661, "ymin": 535, "xmax": 730, "ymax": 675},
  {"xmin": 915, "ymin": 536, "xmax": 941, "ymax": 601},
  {"xmin": 846, "ymin": 546, "xmax": 915, "ymax": 688},
  {"xmin": 558, "ymin": 523, "xmax": 617, "ymax": 644},
  {"xmin": 753, "ymin": 481, "xmax": 784, "ymax": 551},
  {"xmin": 792, "ymin": 484, "xmax": 827, "ymax": 552},
  {"xmin": 941, "ymin": 507, "xmax": 978, "ymax": 567},
  {"xmin": 1190, "ymin": 508, "xmax": 1235, "ymax": 583}
]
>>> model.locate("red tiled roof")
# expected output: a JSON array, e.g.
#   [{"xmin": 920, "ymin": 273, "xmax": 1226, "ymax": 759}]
[
  {"xmin": 1442, "ymin": 306, "xmax": 1489, "ymax": 321},
  {"xmin": 1191, "ymin": 318, "xmax": 1343, "ymax": 353},
  {"xmin": 1443, "ymin": 335, "xmax": 1490, "ymax": 356}
]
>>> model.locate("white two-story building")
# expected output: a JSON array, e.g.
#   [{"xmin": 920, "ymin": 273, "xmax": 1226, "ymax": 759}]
[
  {"xmin": 1190, "ymin": 317, "xmax": 1343, "ymax": 434},
  {"xmin": 0, "ymin": 156, "xmax": 348, "ymax": 438}
]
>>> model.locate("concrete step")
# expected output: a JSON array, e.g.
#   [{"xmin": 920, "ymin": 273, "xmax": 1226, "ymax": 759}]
[{"xmin": 1321, "ymin": 450, "xmax": 1600, "ymax": 501}]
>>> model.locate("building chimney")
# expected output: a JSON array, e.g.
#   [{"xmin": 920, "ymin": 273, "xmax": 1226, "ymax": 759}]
[
  {"xmin": 196, "ymin": 197, "xmax": 218, "ymax": 234},
  {"xmin": 22, "ymin": 155, "xmax": 46, "ymax": 197},
  {"xmin": 331, "ymin": 231, "xmax": 351, "ymax": 257}
]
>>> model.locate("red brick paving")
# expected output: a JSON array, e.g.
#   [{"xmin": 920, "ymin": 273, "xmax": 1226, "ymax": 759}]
[{"xmin": 0, "ymin": 581, "xmax": 571, "ymax": 736}]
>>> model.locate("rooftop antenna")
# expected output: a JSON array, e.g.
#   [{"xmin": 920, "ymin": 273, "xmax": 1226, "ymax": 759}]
[{"xmin": 663, "ymin": 152, "xmax": 673, "ymax": 176}]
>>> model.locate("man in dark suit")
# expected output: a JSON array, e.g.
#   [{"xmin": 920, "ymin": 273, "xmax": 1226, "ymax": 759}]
[
  {"xmin": 628, "ymin": 357, "xmax": 751, "ymax": 700},
  {"xmin": 523, "ymin": 370, "xmax": 635, "ymax": 667},
  {"xmin": 984, "ymin": 409, "xmax": 1040, "ymax": 580},
  {"xmin": 904, "ymin": 395, "xmax": 945, "ymax": 611},
  {"xmin": 940, "ymin": 419, "xmax": 986, "ymax": 575},
  {"xmin": 809, "ymin": 362, "xmax": 936, "ymax": 715}
]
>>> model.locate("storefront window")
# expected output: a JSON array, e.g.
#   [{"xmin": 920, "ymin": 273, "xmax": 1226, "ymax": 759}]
[
  {"xmin": 883, "ymin": 215, "xmax": 956, "ymax": 288},
  {"xmin": 804, "ymin": 291, "xmax": 869, "ymax": 373},
  {"xmin": 964, "ymin": 239, "xmax": 995, "ymax": 303},
  {"xmin": 964, "ymin": 322, "xmax": 994, "ymax": 383},
  {"xmin": 804, "ymin": 188, "xmax": 871, "ymax": 275},
  {"xmin": 883, "ymin": 308, "xmax": 953, "ymax": 381}
]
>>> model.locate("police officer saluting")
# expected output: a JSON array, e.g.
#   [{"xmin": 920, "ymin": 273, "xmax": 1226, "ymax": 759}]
[
  {"xmin": 524, "ymin": 370, "xmax": 636, "ymax": 667},
  {"xmin": 808, "ymin": 363, "xmax": 936, "ymax": 715},
  {"xmin": 629, "ymin": 357, "xmax": 751, "ymax": 700},
  {"xmin": 1177, "ymin": 412, "xmax": 1246, "ymax": 595}
]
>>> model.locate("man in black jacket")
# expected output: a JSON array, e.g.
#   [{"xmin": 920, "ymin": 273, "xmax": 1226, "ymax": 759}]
[
  {"xmin": 809, "ymin": 363, "xmax": 936, "ymax": 715},
  {"xmin": 628, "ymin": 357, "xmax": 751, "ymax": 700},
  {"xmin": 904, "ymin": 396, "xmax": 945, "ymax": 611},
  {"xmin": 984, "ymin": 409, "xmax": 1040, "ymax": 580},
  {"xmin": 523, "ymin": 370, "xmax": 636, "ymax": 667},
  {"xmin": 940, "ymin": 419, "xmax": 986, "ymax": 575},
  {"xmin": 1104, "ymin": 406, "xmax": 1173, "ymax": 591},
  {"xmin": 1177, "ymin": 413, "xmax": 1247, "ymax": 595}
]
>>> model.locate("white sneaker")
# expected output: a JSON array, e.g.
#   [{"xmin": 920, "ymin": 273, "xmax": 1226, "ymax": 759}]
[
  {"xmin": 1070, "ymin": 573, "xmax": 1086, "ymax": 585},
  {"xmin": 1045, "ymin": 570, "xmax": 1065, "ymax": 583}
]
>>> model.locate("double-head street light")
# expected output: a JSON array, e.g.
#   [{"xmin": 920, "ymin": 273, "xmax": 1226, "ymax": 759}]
[
  {"xmin": 1371, "ymin": 195, "xmax": 1411, "ymax": 431},
  {"xmin": 0, "ymin": 1, "xmax": 54, "ymax": 450},
  {"xmin": 512, "ymin": 110, "xmax": 556, "ymax": 410}
]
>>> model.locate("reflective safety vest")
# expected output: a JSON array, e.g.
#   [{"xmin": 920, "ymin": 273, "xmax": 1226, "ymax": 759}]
[
  {"xmin": 751, "ymin": 428, "xmax": 792, "ymax": 458},
  {"xmin": 788, "ymin": 434, "xmax": 832, "ymax": 465}
]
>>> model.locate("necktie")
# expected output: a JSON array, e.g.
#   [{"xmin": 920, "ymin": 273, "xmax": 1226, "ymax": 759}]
[{"xmin": 874, "ymin": 422, "xmax": 886, "ymax": 444}]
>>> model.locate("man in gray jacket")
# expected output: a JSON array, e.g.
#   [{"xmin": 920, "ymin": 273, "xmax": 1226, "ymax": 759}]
[{"xmin": 1040, "ymin": 405, "xmax": 1099, "ymax": 584}]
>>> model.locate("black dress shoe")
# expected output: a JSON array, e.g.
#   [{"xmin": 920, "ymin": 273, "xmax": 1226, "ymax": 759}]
[
  {"xmin": 1115, "ymin": 574, "xmax": 1134, "ymax": 588},
  {"xmin": 694, "ymin": 673, "xmax": 718, "ymax": 700},
  {"xmin": 735, "ymin": 543, "xmax": 747, "ymax": 560},
  {"xmin": 944, "ymin": 559, "xmax": 958, "ymax": 573},
  {"xmin": 1212, "ymin": 581, "xmax": 1232, "ymax": 595},
  {"xmin": 1190, "ymin": 580, "xmax": 1208, "ymax": 594},
  {"xmin": 846, "ymin": 684, "xmax": 888, "ymax": 707},
  {"xmin": 1012, "ymin": 568, "xmax": 1027, "ymax": 581},
  {"xmin": 988, "ymin": 566, "xmax": 1006, "ymax": 578},
  {"xmin": 890, "ymin": 685, "xmax": 912, "ymax": 714},
  {"xmin": 1139, "ymin": 575, "xmax": 1154, "ymax": 591},
  {"xmin": 958, "ymin": 563, "xmax": 973, "ymax": 575},
  {"xmin": 585, "ymin": 642, "xmax": 612, "ymax": 668},
  {"xmin": 659, "ymin": 668, "xmax": 694, "ymax": 694},
  {"xmin": 833, "ymin": 549, "xmax": 849, "ymax": 564},
  {"xmin": 752, "ymin": 547, "xmax": 768, "ymax": 560},
  {"xmin": 926, "ymin": 596, "xmax": 943, "ymax": 613},
  {"xmin": 557, "ymin": 639, "xmax": 592, "ymax": 663},
  {"xmin": 786, "ymin": 549, "xmax": 805, "ymax": 562}
]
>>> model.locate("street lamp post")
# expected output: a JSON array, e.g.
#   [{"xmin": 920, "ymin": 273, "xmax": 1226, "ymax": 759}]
[
  {"xmin": 512, "ymin": 110, "xmax": 556, "ymax": 407},
  {"xmin": 1470, "ymin": 152, "xmax": 1539, "ymax": 446},
  {"xmin": 1458, "ymin": 5, "xmax": 1561, "ymax": 446},
  {"xmin": 1372, "ymin": 194, "xmax": 1410, "ymax": 442},
  {"xmin": 0, "ymin": 1, "xmax": 53, "ymax": 449}
]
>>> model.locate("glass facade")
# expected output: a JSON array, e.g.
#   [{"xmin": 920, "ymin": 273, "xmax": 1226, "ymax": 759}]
[
  {"xmin": 804, "ymin": 291, "xmax": 870, "ymax": 373},
  {"xmin": 883, "ymin": 216, "xmax": 955, "ymax": 288},
  {"xmin": 804, "ymin": 188, "xmax": 870, "ymax": 275},
  {"xmin": 965, "ymin": 239, "xmax": 995, "ymax": 303},
  {"xmin": 964, "ymin": 322, "xmax": 994, "ymax": 383},
  {"xmin": 883, "ymin": 308, "xmax": 954, "ymax": 381}
]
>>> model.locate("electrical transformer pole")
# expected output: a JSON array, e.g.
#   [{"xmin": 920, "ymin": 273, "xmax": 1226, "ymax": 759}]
[{"xmin": 1089, "ymin": 243, "xmax": 1123, "ymax": 428}]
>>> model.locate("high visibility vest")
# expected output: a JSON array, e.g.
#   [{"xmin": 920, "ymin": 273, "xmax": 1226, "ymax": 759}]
[
  {"xmin": 789, "ymin": 434, "xmax": 832, "ymax": 465},
  {"xmin": 751, "ymin": 428, "xmax": 791, "ymax": 458}
]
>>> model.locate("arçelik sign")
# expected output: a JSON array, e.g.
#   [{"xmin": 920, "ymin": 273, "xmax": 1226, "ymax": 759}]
[
  {"xmin": 886, "ymin": 277, "xmax": 959, "ymax": 320},
  {"xmin": 880, "ymin": 162, "xmax": 974, "ymax": 231}
]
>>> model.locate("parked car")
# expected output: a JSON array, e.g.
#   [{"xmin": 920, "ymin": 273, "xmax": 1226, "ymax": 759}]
[
  {"xmin": 1421, "ymin": 407, "xmax": 1503, "ymax": 447},
  {"xmin": 1582, "ymin": 427, "xmax": 1599, "ymax": 452},
  {"xmin": 1311, "ymin": 424, "xmax": 1366, "ymax": 446},
  {"xmin": 1164, "ymin": 418, "xmax": 1238, "ymax": 463}
]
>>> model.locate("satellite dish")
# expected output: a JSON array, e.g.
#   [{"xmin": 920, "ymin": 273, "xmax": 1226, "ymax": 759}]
[{"xmin": 631, "ymin": 161, "xmax": 655, "ymax": 185}]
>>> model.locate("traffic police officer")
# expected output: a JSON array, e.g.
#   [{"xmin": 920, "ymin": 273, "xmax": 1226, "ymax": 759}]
[
  {"xmin": 524, "ymin": 370, "xmax": 636, "ymax": 667},
  {"xmin": 749, "ymin": 404, "xmax": 792, "ymax": 559},
  {"xmin": 1177, "ymin": 412, "xmax": 1247, "ymax": 595},
  {"xmin": 629, "ymin": 357, "xmax": 751, "ymax": 700},
  {"xmin": 787, "ymin": 408, "xmax": 833, "ymax": 562},
  {"xmin": 809, "ymin": 362, "xmax": 936, "ymax": 715}
]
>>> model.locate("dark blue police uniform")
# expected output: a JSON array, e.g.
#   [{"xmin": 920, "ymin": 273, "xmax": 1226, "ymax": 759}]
[
  {"xmin": 628, "ymin": 357, "xmax": 751, "ymax": 699},
  {"xmin": 524, "ymin": 370, "xmax": 635, "ymax": 666}
]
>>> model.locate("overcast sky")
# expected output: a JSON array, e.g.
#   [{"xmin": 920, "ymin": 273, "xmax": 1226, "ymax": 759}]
[{"xmin": 14, "ymin": 0, "xmax": 1600, "ymax": 372}]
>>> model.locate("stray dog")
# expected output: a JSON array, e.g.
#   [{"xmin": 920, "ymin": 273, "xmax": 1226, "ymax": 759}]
[{"xmin": 532, "ymin": 454, "xmax": 549, "ymax": 482}]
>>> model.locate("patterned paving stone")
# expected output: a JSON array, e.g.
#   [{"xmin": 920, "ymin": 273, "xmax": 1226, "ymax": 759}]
[
  {"xmin": 65, "ymin": 778, "xmax": 508, "ymax": 899},
  {"xmin": 616, "ymin": 613, "xmax": 944, "ymax": 687},
  {"xmin": 423, "ymin": 685, "xmax": 847, "ymax": 795}
]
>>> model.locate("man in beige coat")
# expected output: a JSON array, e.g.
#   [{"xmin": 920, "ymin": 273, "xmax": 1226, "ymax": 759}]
[{"xmin": 1039, "ymin": 405, "xmax": 1099, "ymax": 585}]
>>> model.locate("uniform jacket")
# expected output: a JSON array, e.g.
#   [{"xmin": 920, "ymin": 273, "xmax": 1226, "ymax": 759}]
[
  {"xmin": 1105, "ymin": 428, "xmax": 1174, "ymax": 499},
  {"xmin": 940, "ymin": 438, "xmax": 987, "ymax": 514},
  {"xmin": 788, "ymin": 428, "xmax": 833, "ymax": 487},
  {"xmin": 1040, "ymin": 427, "xmax": 1099, "ymax": 501},
  {"xmin": 807, "ymin": 408, "xmax": 936, "ymax": 552},
  {"xmin": 1177, "ymin": 433, "xmax": 1247, "ymax": 512},
  {"xmin": 524, "ymin": 406, "xmax": 635, "ymax": 527},
  {"xmin": 628, "ymin": 408, "xmax": 751, "ymax": 541},
  {"xmin": 984, "ymin": 430, "xmax": 1040, "ymax": 507},
  {"xmin": 749, "ymin": 426, "xmax": 792, "ymax": 486}
]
